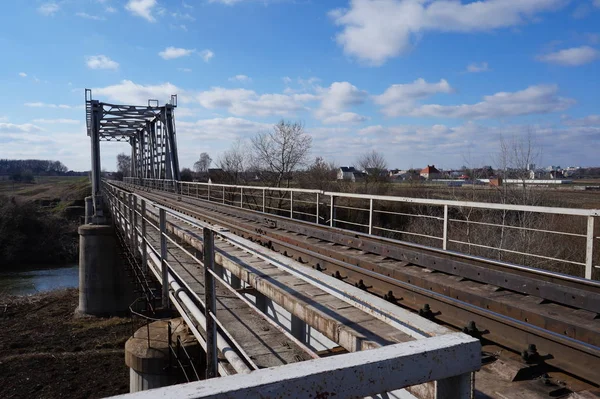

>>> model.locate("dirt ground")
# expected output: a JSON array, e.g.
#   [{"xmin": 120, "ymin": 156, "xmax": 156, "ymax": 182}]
[{"xmin": 0, "ymin": 289, "xmax": 132, "ymax": 398}]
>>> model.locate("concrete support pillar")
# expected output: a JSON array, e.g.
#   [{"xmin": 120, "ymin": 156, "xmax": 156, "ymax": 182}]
[
  {"xmin": 77, "ymin": 224, "xmax": 135, "ymax": 316},
  {"xmin": 291, "ymin": 314, "xmax": 307, "ymax": 343},
  {"xmin": 125, "ymin": 318, "xmax": 202, "ymax": 393},
  {"xmin": 84, "ymin": 196, "xmax": 93, "ymax": 224}
]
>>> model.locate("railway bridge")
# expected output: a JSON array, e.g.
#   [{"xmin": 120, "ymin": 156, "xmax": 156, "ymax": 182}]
[{"xmin": 80, "ymin": 91, "xmax": 600, "ymax": 398}]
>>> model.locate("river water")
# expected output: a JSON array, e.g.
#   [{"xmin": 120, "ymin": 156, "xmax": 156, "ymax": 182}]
[{"xmin": 0, "ymin": 265, "xmax": 78, "ymax": 295}]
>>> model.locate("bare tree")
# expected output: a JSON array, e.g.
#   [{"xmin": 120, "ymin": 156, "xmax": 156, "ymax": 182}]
[
  {"xmin": 299, "ymin": 156, "xmax": 337, "ymax": 190},
  {"xmin": 251, "ymin": 120, "xmax": 312, "ymax": 187},
  {"xmin": 356, "ymin": 150, "xmax": 388, "ymax": 191},
  {"xmin": 494, "ymin": 129, "xmax": 543, "ymax": 205},
  {"xmin": 117, "ymin": 153, "xmax": 131, "ymax": 176},
  {"xmin": 217, "ymin": 139, "xmax": 247, "ymax": 184},
  {"xmin": 194, "ymin": 152, "xmax": 212, "ymax": 173}
]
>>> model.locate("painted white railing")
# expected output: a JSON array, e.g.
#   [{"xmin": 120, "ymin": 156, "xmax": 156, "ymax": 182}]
[{"xmin": 124, "ymin": 177, "xmax": 599, "ymax": 280}]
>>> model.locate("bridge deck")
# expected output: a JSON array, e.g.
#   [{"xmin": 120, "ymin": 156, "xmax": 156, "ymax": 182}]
[
  {"xmin": 147, "ymin": 201, "xmax": 420, "ymax": 353},
  {"xmin": 143, "ymin": 223, "xmax": 313, "ymax": 369}
]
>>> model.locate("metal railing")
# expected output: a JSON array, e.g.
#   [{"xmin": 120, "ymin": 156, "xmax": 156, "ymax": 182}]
[
  {"xmin": 108, "ymin": 180, "xmax": 482, "ymax": 397},
  {"xmin": 124, "ymin": 177, "xmax": 599, "ymax": 280},
  {"xmin": 104, "ymin": 183, "xmax": 256, "ymax": 377}
]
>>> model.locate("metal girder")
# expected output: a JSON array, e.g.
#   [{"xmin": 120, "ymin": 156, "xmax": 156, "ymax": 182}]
[{"xmin": 85, "ymin": 89, "xmax": 181, "ymax": 220}]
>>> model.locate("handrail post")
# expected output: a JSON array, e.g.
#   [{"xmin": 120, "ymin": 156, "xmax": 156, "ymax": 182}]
[
  {"xmin": 330, "ymin": 195, "xmax": 335, "ymax": 227},
  {"xmin": 141, "ymin": 200, "xmax": 147, "ymax": 274},
  {"xmin": 240, "ymin": 187, "xmax": 244, "ymax": 208},
  {"xmin": 132, "ymin": 194, "xmax": 138, "ymax": 252},
  {"xmin": 222, "ymin": 186, "xmax": 225, "ymax": 204},
  {"xmin": 316, "ymin": 192, "xmax": 320, "ymax": 224},
  {"xmin": 443, "ymin": 205, "xmax": 449, "ymax": 250},
  {"xmin": 128, "ymin": 193, "xmax": 134, "ymax": 244},
  {"xmin": 159, "ymin": 208, "xmax": 169, "ymax": 308},
  {"xmin": 290, "ymin": 191, "xmax": 293, "ymax": 219},
  {"xmin": 585, "ymin": 216, "xmax": 595, "ymax": 279},
  {"xmin": 368, "ymin": 198, "xmax": 373, "ymax": 235},
  {"xmin": 262, "ymin": 189, "xmax": 266, "ymax": 213},
  {"xmin": 203, "ymin": 227, "xmax": 218, "ymax": 379}
]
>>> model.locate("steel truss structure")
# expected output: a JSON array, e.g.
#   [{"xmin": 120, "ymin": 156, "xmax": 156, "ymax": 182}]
[{"xmin": 85, "ymin": 89, "xmax": 181, "ymax": 220}]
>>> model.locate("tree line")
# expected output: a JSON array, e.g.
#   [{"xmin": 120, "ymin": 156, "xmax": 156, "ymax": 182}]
[{"xmin": 0, "ymin": 159, "xmax": 73, "ymax": 182}]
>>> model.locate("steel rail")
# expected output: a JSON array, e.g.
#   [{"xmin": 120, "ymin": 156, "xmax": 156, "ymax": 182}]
[
  {"xmin": 128, "ymin": 181, "xmax": 600, "ymax": 301},
  {"xmin": 116, "ymin": 182, "xmax": 600, "ymax": 384}
]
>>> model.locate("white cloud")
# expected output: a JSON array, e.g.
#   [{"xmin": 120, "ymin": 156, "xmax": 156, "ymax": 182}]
[
  {"xmin": 330, "ymin": 0, "xmax": 568, "ymax": 65},
  {"xmin": 159, "ymin": 47, "xmax": 195, "ymax": 60},
  {"xmin": 93, "ymin": 80, "xmax": 184, "ymax": 105},
  {"xmin": 319, "ymin": 82, "xmax": 367, "ymax": 111},
  {"xmin": 178, "ymin": 68, "xmax": 193, "ymax": 72},
  {"xmin": 282, "ymin": 76, "xmax": 292, "ymax": 85},
  {"xmin": 562, "ymin": 114, "xmax": 600, "ymax": 126},
  {"xmin": 322, "ymin": 112, "xmax": 368, "ymax": 125},
  {"xmin": 38, "ymin": 2, "xmax": 60, "ymax": 16},
  {"xmin": 32, "ymin": 119, "xmax": 81, "ymax": 125},
  {"xmin": 537, "ymin": 46, "xmax": 599, "ymax": 66},
  {"xmin": 76, "ymin": 12, "xmax": 105, "ymax": 20},
  {"xmin": 374, "ymin": 78, "xmax": 452, "ymax": 116},
  {"xmin": 19, "ymin": 72, "xmax": 27, "ymax": 78},
  {"xmin": 86, "ymin": 55, "xmax": 119, "ymax": 70},
  {"xmin": 178, "ymin": 117, "xmax": 270, "ymax": 141},
  {"xmin": 24, "ymin": 102, "xmax": 83, "ymax": 109},
  {"xmin": 200, "ymin": 49, "xmax": 215, "ymax": 62},
  {"xmin": 172, "ymin": 12, "xmax": 195, "ymax": 21},
  {"xmin": 466, "ymin": 62, "xmax": 490, "ymax": 73},
  {"xmin": 208, "ymin": 0, "xmax": 245, "ymax": 4},
  {"xmin": 229, "ymin": 75, "xmax": 252, "ymax": 83},
  {"xmin": 407, "ymin": 84, "xmax": 574, "ymax": 119},
  {"xmin": 314, "ymin": 81, "xmax": 368, "ymax": 123},
  {"xmin": 0, "ymin": 122, "xmax": 43, "ymax": 134},
  {"xmin": 125, "ymin": 0, "xmax": 157, "ymax": 22},
  {"xmin": 196, "ymin": 87, "xmax": 310, "ymax": 117},
  {"xmin": 106, "ymin": 6, "xmax": 117, "ymax": 13}
]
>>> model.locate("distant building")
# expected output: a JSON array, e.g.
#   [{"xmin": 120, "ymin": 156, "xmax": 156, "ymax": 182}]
[
  {"xmin": 420, "ymin": 165, "xmax": 441, "ymax": 180},
  {"xmin": 489, "ymin": 177, "xmax": 503, "ymax": 187},
  {"xmin": 338, "ymin": 166, "xmax": 357, "ymax": 180},
  {"xmin": 337, "ymin": 167, "xmax": 366, "ymax": 182}
]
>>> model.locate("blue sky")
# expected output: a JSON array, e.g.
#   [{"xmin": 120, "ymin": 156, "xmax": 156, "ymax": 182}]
[{"xmin": 1, "ymin": 0, "xmax": 599, "ymax": 172}]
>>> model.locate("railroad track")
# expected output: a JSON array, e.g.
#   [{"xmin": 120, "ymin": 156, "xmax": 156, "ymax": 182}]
[{"xmin": 115, "ymin": 181, "xmax": 600, "ymax": 388}]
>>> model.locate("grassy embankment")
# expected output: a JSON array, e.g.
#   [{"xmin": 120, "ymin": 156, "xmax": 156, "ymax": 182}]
[{"xmin": 0, "ymin": 176, "xmax": 91, "ymax": 268}]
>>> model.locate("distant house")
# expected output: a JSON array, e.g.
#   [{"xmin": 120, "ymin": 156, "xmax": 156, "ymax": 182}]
[
  {"xmin": 337, "ymin": 167, "xmax": 366, "ymax": 182},
  {"xmin": 337, "ymin": 166, "xmax": 356, "ymax": 180},
  {"xmin": 420, "ymin": 165, "xmax": 441, "ymax": 180}
]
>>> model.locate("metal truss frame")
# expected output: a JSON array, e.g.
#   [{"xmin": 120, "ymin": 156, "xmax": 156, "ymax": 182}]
[{"xmin": 85, "ymin": 89, "xmax": 181, "ymax": 220}]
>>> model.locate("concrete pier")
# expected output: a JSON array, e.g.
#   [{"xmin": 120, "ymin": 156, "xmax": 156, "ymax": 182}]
[
  {"xmin": 77, "ymin": 224, "xmax": 134, "ymax": 316},
  {"xmin": 125, "ymin": 319, "xmax": 202, "ymax": 393}
]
